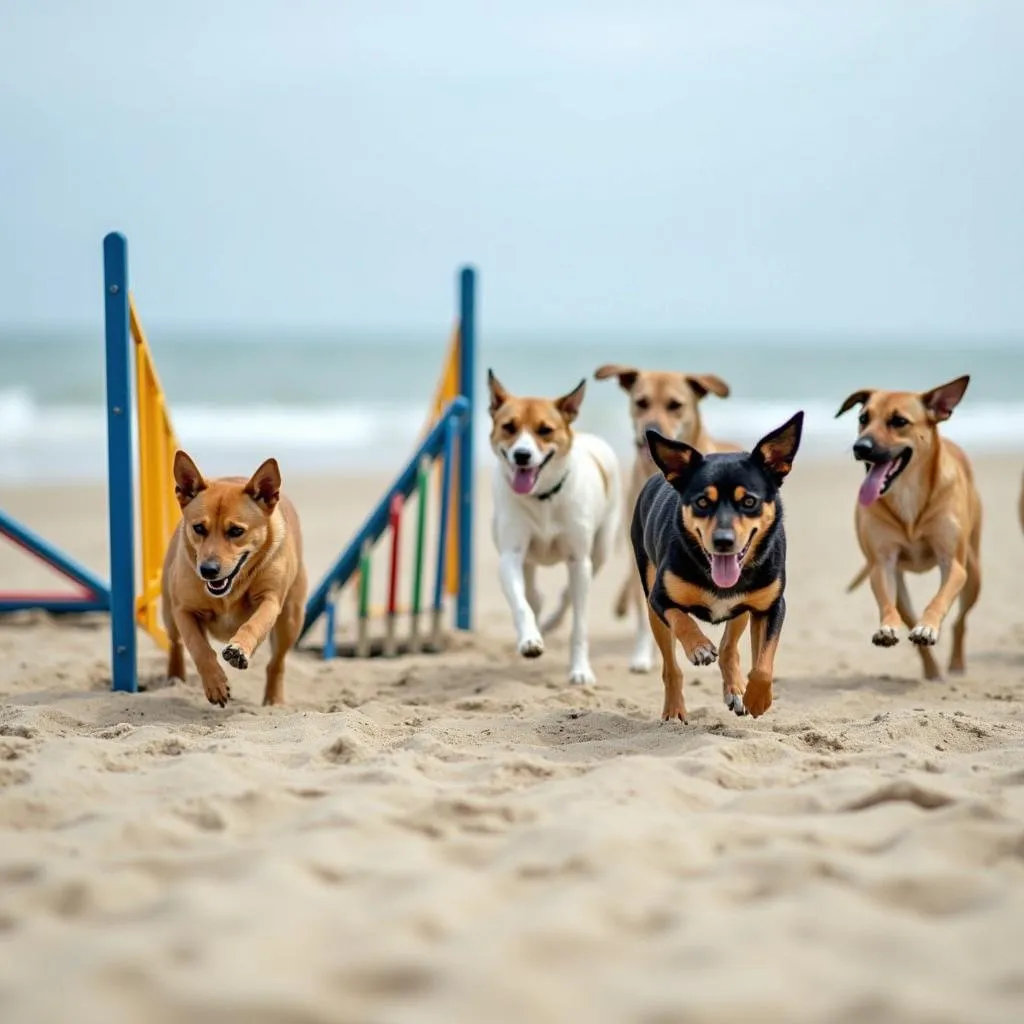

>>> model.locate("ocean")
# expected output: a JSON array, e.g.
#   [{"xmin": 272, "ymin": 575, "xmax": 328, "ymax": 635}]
[{"xmin": 1, "ymin": 327, "xmax": 1022, "ymax": 486}]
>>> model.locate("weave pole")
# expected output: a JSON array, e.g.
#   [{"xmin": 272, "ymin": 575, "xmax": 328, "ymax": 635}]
[
  {"xmin": 431, "ymin": 415, "xmax": 458, "ymax": 649},
  {"xmin": 356, "ymin": 540, "xmax": 371, "ymax": 658},
  {"xmin": 384, "ymin": 495, "xmax": 403, "ymax": 657},
  {"xmin": 409, "ymin": 457, "xmax": 430, "ymax": 652}
]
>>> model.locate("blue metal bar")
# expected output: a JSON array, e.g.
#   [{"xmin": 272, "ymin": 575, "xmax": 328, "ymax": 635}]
[
  {"xmin": 432, "ymin": 414, "xmax": 458, "ymax": 615},
  {"xmin": 322, "ymin": 590, "xmax": 338, "ymax": 660},
  {"xmin": 456, "ymin": 266, "xmax": 476, "ymax": 631},
  {"xmin": 300, "ymin": 397, "xmax": 469, "ymax": 641},
  {"xmin": 0, "ymin": 597, "xmax": 110, "ymax": 615},
  {"xmin": 103, "ymin": 232, "xmax": 138, "ymax": 694},
  {"xmin": 0, "ymin": 511, "xmax": 110, "ymax": 604}
]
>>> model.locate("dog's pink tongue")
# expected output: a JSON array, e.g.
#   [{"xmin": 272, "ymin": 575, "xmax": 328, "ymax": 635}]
[
  {"xmin": 512, "ymin": 467, "xmax": 539, "ymax": 495},
  {"xmin": 858, "ymin": 462, "xmax": 893, "ymax": 507},
  {"xmin": 710, "ymin": 554, "xmax": 742, "ymax": 588}
]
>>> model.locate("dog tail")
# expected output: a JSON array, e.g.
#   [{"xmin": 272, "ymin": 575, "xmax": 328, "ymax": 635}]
[{"xmin": 846, "ymin": 564, "xmax": 870, "ymax": 593}]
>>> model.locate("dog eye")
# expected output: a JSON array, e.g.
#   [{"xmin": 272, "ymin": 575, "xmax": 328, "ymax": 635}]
[
  {"xmin": 693, "ymin": 496, "xmax": 711, "ymax": 511},
  {"xmin": 635, "ymin": 398, "xmax": 650, "ymax": 410},
  {"xmin": 502, "ymin": 422, "xmax": 517, "ymax": 436},
  {"xmin": 858, "ymin": 412, "xmax": 869, "ymax": 427},
  {"xmin": 889, "ymin": 415, "xmax": 909, "ymax": 428},
  {"xmin": 226, "ymin": 525, "xmax": 245, "ymax": 539},
  {"xmin": 536, "ymin": 424, "xmax": 554, "ymax": 437},
  {"xmin": 192, "ymin": 523, "xmax": 208, "ymax": 537},
  {"xmin": 666, "ymin": 400, "xmax": 683, "ymax": 412},
  {"xmin": 741, "ymin": 495, "xmax": 758, "ymax": 511}
]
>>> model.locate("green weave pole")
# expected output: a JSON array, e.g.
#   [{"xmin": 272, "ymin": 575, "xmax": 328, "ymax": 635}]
[
  {"xmin": 410, "ymin": 456, "xmax": 430, "ymax": 649},
  {"xmin": 356, "ymin": 539, "xmax": 371, "ymax": 658}
]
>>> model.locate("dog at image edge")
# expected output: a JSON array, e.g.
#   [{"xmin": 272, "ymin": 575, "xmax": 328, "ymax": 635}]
[
  {"xmin": 488, "ymin": 370, "xmax": 620, "ymax": 685},
  {"xmin": 162, "ymin": 451, "xmax": 308, "ymax": 706},
  {"xmin": 631, "ymin": 412, "xmax": 804, "ymax": 720},
  {"xmin": 836, "ymin": 376, "xmax": 981, "ymax": 680},
  {"xmin": 593, "ymin": 362, "xmax": 738, "ymax": 675}
]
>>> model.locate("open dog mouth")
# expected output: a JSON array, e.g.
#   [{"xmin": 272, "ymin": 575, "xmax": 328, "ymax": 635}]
[
  {"xmin": 706, "ymin": 531, "xmax": 756, "ymax": 589},
  {"xmin": 509, "ymin": 451, "xmax": 554, "ymax": 495},
  {"xmin": 203, "ymin": 553, "xmax": 249, "ymax": 597},
  {"xmin": 858, "ymin": 449, "xmax": 911, "ymax": 507}
]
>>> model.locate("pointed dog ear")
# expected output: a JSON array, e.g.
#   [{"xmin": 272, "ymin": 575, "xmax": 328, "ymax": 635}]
[
  {"xmin": 646, "ymin": 428, "xmax": 703, "ymax": 487},
  {"xmin": 835, "ymin": 390, "xmax": 872, "ymax": 418},
  {"xmin": 594, "ymin": 363, "xmax": 639, "ymax": 392},
  {"xmin": 173, "ymin": 450, "xmax": 207, "ymax": 508},
  {"xmin": 685, "ymin": 374, "xmax": 730, "ymax": 400},
  {"xmin": 752, "ymin": 412, "xmax": 804, "ymax": 485},
  {"xmin": 487, "ymin": 369, "xmax": 511, "ymax": 415},
  {"xmin": 244, "ymin": 458, "xmax": 282, "ymax": 514},
  {"xmin": 555, "ymin": 379, "xmax": 587, "ymax": 423},
  {"xmin": 920, "ymin": 375, "xmax": 969, "ymax": 423}
]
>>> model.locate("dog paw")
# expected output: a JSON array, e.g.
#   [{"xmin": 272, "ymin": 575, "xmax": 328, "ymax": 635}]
[
  {"xmin": 909, "ymin": 624, "xmax": 938, "ymax": 647},
  {"xmin": 742, "ymin": 679, "xmax": 772, "ymax": 718},
  {"xmin": 723, "ymin": 691, "xmax": 748, "ymax": 717},
  {"xmin": 661, "ymin": 703, "xmax": 688, "ymax": 724},
  {"xmin": 222, "ymin": 644, "xmax": 250, "ymax": 670},
  {"xmin": 629, "ymin": 654, "xmax": 653, "ymax": 674},
  {"xmin": 167, "ymin": 676, "xmax": 185, "ymax": 687},
  {"xmin": 202, "ymin": 673, "xmax": 231, "ymax": 708},
  {"xmin": 518, "ymin": 635, "xmax": 544, "ymax": 659},
  {"xmin": 568, "ymin": 665, "xmax": 596, "ymax": 686},
  {"xmin": 686, "ymin": 641, "xmax": 718, "ymax": 667},
  {"xmin": 872, "ymin": 625, "xmax": 899, "ymax": 647}
]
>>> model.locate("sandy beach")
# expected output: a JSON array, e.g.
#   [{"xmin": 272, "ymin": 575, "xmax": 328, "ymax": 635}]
[{"xmin": 1, "ymin": 454, "xmax": 1024, "ymax": 1024}]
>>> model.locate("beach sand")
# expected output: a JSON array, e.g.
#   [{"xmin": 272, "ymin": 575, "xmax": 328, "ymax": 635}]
[{"xmin": 1, "ymin": 455, "xmax": 1024, "ymax": 1023}]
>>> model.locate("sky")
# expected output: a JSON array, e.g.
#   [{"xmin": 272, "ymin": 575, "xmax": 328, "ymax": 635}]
[{"xmin": 0, "ymin": 0, "xmax": 1021, "ymax": 335}]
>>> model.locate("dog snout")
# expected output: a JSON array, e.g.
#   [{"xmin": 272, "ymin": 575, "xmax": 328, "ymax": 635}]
[
  {"xmin": 199, "ymin": 559, "xmax": 221, "ymax": 580},
  {"xmin": 711, "ymin": 528, "xmax": 736, "ymax": 553},
  {"xmin": 512, "ymin": 449, "xmax": 533, "ymax": 467},
  {"xmin": 853, "ymin": 436, "xmax": 876, "ymax": 461}
]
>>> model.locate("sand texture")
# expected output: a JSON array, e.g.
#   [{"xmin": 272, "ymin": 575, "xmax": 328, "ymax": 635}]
[{"xmin": 1, "ymin": 456, "xmax": 1024, "ymax": 1023}]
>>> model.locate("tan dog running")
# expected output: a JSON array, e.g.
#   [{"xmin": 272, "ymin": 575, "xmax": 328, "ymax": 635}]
[
  {"xmin": 594, "ymin": 364, "xmax": 737, "ymax": 672},
  {"xmin": 162, "ymin": 451, "xmax": 308, "ymax": 706},
  {"xmin": 836, "ymin": 375, "xmax": 981, "ymax": 680}
]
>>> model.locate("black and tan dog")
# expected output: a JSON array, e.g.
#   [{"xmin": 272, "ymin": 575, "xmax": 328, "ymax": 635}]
[
  {"xmin": 836, "ymin": 376, "xmax": 981, "ymax": 680},
  {"xmin": 631, "ymin": 412, "xmax": 804, "ymax": 721}
]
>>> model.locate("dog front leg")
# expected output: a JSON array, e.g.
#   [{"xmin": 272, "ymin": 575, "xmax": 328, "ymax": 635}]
[
  {"xmin": 868, "ymin": 551, "xmax": 902, "ymax": 647},
  {"xmin": 910, "ymin": 551, "xmax": 968, "ymax": 647},
  {"xmin": 566, "ymin": 552, "xmax": 595, "ymax": 685},
  {"xmin": 222, "ymin": 593, "xmax": 283, "ymax": 672},
  {"xmin": 744, "ymin": 597, "xmax": 785, "ymax": 718},
  {"xmin": 174, "ymin": 607, "xmax": 230, "ymax": 707},
  {"xmin": 498, "ymin": 548, "xmax": 544, "ymax": 658}
]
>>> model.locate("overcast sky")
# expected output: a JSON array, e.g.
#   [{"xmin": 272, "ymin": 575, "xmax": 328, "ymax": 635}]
[{"xmin": 1, "ymin": 1, "xmax": 1021, "ymax": 334}]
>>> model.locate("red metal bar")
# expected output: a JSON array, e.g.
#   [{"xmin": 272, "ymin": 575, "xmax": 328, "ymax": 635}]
[{"xmin": 387, "ymin": 494, "xmax": 403, "ymax": 618}]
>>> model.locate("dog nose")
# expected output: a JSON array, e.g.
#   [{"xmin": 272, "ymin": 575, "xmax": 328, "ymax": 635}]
[
  {"xmin": 199, "ymin": 559, "xmax": 221, "ymax": 580},
  {"xmin": 711, "ymin": 529, "xmax": 735, "ymax": 553},
  {"xmin": 512, "ymin": 449, "xmax": 532, "ymax": 467},
  {"xmin": 853, "ymin": 436, "xmax": 875, "ymax": 460}
]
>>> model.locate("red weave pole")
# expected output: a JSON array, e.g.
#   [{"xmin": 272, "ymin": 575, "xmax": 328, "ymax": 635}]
[{"xmin": 387, "ymin": 493, "xmax": 404, "ymax": 618}]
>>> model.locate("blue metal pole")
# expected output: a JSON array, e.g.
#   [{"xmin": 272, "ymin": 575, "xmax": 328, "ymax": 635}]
[
  {"xmin": 322, "ymin": 587, "xmax": 338, "ymax": 659},
  {"xmin": 103, "ymin": 232, "xmax": 138, "ymax": 693},
  {"xmin": 432, "ymin": 413, "xmax": 458, "ymax": 646},
  {"xmin": 456, "ymin": 266, "xmax": 476, "ymax": 631}
]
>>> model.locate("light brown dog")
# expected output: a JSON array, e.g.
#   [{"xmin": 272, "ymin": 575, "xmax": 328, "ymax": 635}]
[
  {"xmin": 162, "ymin": 451, "xmax": 307, "ymax": 706},
  {"xmin": 836, "ymin": 376, "xmax": 981, "ymax": 680},
  {"xmin": 594, "ymin": 364, "xmax": 737, "ymax": 672}
]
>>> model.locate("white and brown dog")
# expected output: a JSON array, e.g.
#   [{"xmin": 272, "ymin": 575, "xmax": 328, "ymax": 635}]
[
  {"xmin": 488, "ymin": 370, "xmax": 620, "ymax": 685},
  {"xmin": 594, "ymin": 364, "xmax": 735, "ymax": 673}
]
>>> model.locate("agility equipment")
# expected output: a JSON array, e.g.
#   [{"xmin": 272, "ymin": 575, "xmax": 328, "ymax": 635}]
[{"xmin": 300, "ymin": 270, "xmax": 476, "ymax": 658}]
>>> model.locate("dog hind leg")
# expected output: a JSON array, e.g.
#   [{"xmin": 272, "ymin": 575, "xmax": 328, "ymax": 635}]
[
  {"xmin": 948, "ymin": 551, "xmax": 980, "ymax": 675},
  {"xmin": 895, "ymin": 572, "xmax": 941, "ymax": 681}
]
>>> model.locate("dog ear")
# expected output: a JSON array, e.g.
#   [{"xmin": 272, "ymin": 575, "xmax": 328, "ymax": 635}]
[
  {"xmin": 173, "ymin": 450, "xmax": 207, "ymax": 509},
  {"xmin": 487, "ymin": 369, "xmax": 510, "ymax": 415},
  {"xmin": 555, "ymin": 379, "xmax": 587, "ymax": 423},
  {"xmin": 835, "ymin": 390, "xmax": 873, "ymax": 418},
  {"xmin": 685, "ymin": 374, "xmax": 730, "ymax": 400},
  {"xmin": 752, "ymin": 411, "xmax": 804, "ymax": 485},
  {"xmin": 920, "ymin": 375, "xmax": 969, "ymax": 423},
  {"xmin": 245, "ymin": 458, "xmax": 282, "ymax": 514},
  {"xmin": 594, "ymin": 363, "xmax": 639, "ymax": 392},
  {"xmin": 646, "ymin": 428, "xmax": 703, "ymax": 486}
]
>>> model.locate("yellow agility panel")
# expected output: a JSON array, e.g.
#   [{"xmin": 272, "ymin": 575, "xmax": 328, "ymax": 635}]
[
  {"xmin": 428, "ymin": 326, "xmax": 461, "ymax": 597},
  {"xmin": 130, "ymin": 296, "xmax": 180, "ymax": 651}
]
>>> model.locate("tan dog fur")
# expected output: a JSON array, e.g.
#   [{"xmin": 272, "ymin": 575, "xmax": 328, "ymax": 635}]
[
  {"xmin": 594, "ymin": 364, "xmax": 737, "ymax": 672},
  {"xmin": 162, "ymin": 451, "xmax": 307, "ymax": 707},
  {"xmin": 837, "ymin": 376, "xmax": 981, "ymax": 680}
]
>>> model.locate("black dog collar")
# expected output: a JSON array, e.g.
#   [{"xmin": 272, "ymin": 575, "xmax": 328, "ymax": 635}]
[{"xmin": 534, "ymin": 472, "xmax": 569, "ymax": 501}]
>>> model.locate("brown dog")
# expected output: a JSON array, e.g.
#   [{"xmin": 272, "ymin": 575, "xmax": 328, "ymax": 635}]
[
  {"xmin": 162, "ymin": 451, "xmax": 307, "ymax": 706},
  {"xmin": 836, "ymin": 376, "xmax": 981, "ymax": 680},
  {"xmin": 594, "ymin": 364, "xmax": 737, "ymax": 672}
]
